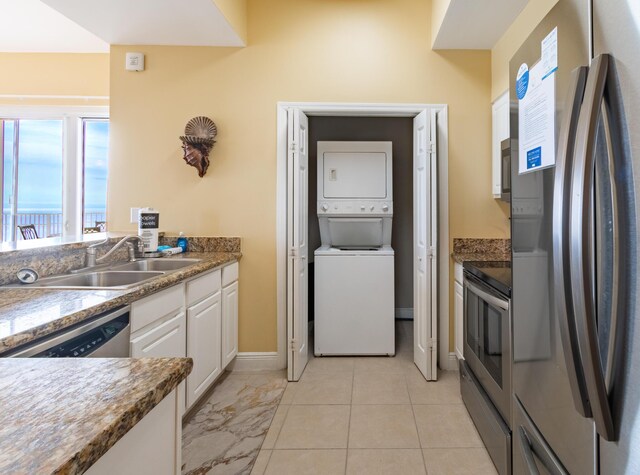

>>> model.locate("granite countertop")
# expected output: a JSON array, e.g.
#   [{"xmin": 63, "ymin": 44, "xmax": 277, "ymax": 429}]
[
  {"xmin": 451, "ymin": 238, "xmax": 511, "ymax": 264},
  {"xmin": 0, "ymin": 251, "xmax": 240, "ymax": 356},
  {"xmin": 0, "ymin": 357, "xmax": 192, "ymax": 475},
  {"xmin": 452, "ymin": 252, "xmax": 511, "ymax": 263}
]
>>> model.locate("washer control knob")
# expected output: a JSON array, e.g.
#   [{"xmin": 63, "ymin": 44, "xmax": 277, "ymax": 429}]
[
  {"xmin": 370, "ymin": 206, "xmax": 375, "ymax": 211},
  {"xmin": 382, "ymin": 205, "xmax": 389, "ymax": 212},
  {"xmin": 361, "ymin": 206, "xmax": 366, "ymax": 211},
  {"xmin": 321, "ymin": 204, "xmax": 328, "ymax": 211}
]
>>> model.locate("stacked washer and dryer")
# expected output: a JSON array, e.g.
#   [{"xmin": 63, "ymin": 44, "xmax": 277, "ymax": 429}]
[{"xmin": 314, "ymin": 141, "xmax": 395, "ymax": 356}]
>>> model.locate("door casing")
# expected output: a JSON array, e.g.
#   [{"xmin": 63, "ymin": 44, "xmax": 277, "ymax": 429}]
[{"xmin": 276, "ymin": 102, "xmax": 452, "ymax": 377}]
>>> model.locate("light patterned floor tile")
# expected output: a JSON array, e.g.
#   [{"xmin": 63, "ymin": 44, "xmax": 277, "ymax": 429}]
[
  {"xmin": 275, "ymin": 405, "xmax": 351, "ymax": 449},
  {"xmin": 349, "ymin": 404, "xmax": 420, "ymax": 448},
  {"xmin": 250, "ymin": 450, "xmax": 272, "ymax": 475},
  {"xmin": 265, "ymin": 450, "xmax": 347, "ymax": 475},
  {"xmin": 261, "ymin": 404, "xmax": 290, "ymax": 450},
  {"xmin": 413, "ymin": 404, "xmax": 483, "ymax": 448},
  {"xmin": 423, "ymin": 448, "xmax": 498, "ymax": 475},
  {"xmin": 351, "ymin": 371, "xmax": 410, "ymax": 404},
  {"xmin": 291, "ymin": 377, "xmax": 353, "ymax": 405},
  {"xmin": 346, "ymin": 449, "xmax": 426, "ymax": 475}
]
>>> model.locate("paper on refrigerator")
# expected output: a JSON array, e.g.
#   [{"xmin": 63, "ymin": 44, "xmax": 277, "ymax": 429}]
[{"xmin": 517, "ymin": 60, "xmax": 556, "ymax": 174}]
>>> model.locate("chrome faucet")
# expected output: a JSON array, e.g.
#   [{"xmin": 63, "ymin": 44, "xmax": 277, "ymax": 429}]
[{"xmin": 85, "ymin": 235, "xmax": 143, "ymax": 267}]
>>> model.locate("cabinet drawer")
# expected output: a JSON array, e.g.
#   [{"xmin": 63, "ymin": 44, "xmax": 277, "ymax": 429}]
[
  {"xmin": 186, "ymin": 269, "xmax": 221, "ymax": 306},
  {"xmin": 130, "ymin": 311, "xmax": 186, "ymax": 358},
  {"xmin": 131, "ymin": 284, "xmax": 184, "ymax": 333},
  {"xmin": 222, "ymin": 262, "xmax": 239, "ymax": 287}
]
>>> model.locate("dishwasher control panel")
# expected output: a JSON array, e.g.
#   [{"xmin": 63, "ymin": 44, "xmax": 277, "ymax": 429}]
[{"xmin": 33, "ymin": 313, "xmax": 129, "ymax": 357}]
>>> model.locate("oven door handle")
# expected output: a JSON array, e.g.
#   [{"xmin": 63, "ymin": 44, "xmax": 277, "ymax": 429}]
[{"xmin": 464, "ymin": 279, "xmax": 509, "ymax": 311}]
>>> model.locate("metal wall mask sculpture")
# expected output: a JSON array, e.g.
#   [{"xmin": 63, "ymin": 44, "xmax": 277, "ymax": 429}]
[{"xmin": 179, "ymin": 116, "xmax": 217, "ymax": 177}]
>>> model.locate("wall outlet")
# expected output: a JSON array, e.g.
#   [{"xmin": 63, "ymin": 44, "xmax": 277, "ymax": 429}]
[{"xmin": 130, "ymin": 207, "xmax": 140, "ymax": 224}]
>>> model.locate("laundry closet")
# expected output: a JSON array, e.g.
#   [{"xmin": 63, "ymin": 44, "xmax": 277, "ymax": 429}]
[{"xmin": 307, "ymin": 116, "xmax": 414, "ymax": 356}]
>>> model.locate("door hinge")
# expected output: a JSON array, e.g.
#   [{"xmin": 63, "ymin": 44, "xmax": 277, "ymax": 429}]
[
  {"xmin": 289, "ymin": 339, "xmax": 297, "ymax": 351},
  {"xmin": 289, "ymin": 248, "xmax": 297, "ymax": 258},
  {"xmin": 426, "ymin": 247, "xmax": 436, "ymax": 259},
  {"xmin": 290, "ymin": 141, "xmax": 297, "ymax": 151},
  {"xmin": 427, "ymin": 338, "xmax": 437, "ymax": 350},
  {"xmin": 429, "ymin": 142, "xmax": 436, "ymax": 154}
]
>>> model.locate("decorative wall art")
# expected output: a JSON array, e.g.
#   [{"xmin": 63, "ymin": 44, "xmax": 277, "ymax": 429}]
[{"xmin": 179, "ymin": 116, "xmax": 218, "ymax": 177}]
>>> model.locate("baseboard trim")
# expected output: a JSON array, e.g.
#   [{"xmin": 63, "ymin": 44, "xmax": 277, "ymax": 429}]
[
  {"xmin": 227, "ymin": 352, "xmax": 282, "ymax": 372},
  {"xmin": 395, "ymin": 308, "xmax": 414, "ymax": 320}
]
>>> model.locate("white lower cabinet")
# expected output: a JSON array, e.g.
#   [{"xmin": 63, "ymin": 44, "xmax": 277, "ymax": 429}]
[
  {"xmin": 131, "ymin": 311, "xmax": 186, "ymax": 358},
  {"xmin": 222, "ymin": 280, "xmax": 239, "ymax": 368},
  {"xmin": 128, "ymin": 261, "xmax": 239, "ymax": 413},
  {"xmin": 86, "ymin": 386, "xmax": 182, "ymax": 475},
  {"xmin": 186, "ymin": 292, "xmax": 222, "ymax": 408},
  {"xmin": 130, "ymin": 284, "xmax": 187, "ymax": 359}
]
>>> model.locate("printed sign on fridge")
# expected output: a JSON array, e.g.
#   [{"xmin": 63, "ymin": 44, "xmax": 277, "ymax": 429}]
[{"xmin": 518, "ymin": 60, "xmax": 556, "ymax": 174}]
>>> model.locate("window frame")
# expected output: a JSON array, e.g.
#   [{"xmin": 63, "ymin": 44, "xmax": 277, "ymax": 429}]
[{"xmin": 0, "ymin": 105, "xmax": 109, "ymax": 241}]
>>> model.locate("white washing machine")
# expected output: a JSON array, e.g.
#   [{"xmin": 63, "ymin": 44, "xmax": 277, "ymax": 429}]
[
  {"xmin": 314, "ymin": 246, "xmax": 395, "ymax": 355},
  {"xmin": 314, "ymin": 141, "xmax": 395, "ymax": 356}
]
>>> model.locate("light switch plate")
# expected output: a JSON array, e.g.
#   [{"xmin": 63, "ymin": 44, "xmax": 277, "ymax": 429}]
[{"xmin": 130, "ymin": 207, "xmax": 140, "ymax": 224}]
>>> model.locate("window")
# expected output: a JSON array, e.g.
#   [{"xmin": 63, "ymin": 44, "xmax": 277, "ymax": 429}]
[
  {"xmin": 0, "ymin": 107, "xmax": 109, "ymax": 242},
  {"xmin": 82, "ymin": 119, "xmax": 109, "ymax": 233}
]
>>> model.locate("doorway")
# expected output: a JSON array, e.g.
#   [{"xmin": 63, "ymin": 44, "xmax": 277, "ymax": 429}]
[{"xmin": 276, "ymin": 102, "xmax": 450, "ymax": 382}]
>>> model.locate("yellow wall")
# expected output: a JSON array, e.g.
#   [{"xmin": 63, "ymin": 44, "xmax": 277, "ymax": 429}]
[
  {"xmin": 213, "ymin": 0, "xmax": 248, "ymax": 45},
  {"xmin": 431, "ymin": 0, "xmax": 452, "ymax": 47},
  {"xmin": 0, "ymin": 53, "xmax": 109, "ymax": 105},
  {"xmin": 109, "ymin": 0, "xmax": 501, "ymax": 353},
  {"xmin": 491, "ymin": 0, "xmax": 558, "ymax": 101}
]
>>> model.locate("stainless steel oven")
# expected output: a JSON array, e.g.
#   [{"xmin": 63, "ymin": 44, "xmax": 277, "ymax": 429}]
[
  {"xmin": 463, "ymin": 271, "xmax": 512, "ymax": 425},
  {"xmin": 462, "ymin": 265, "xmax": 512, "ymax": 474}
]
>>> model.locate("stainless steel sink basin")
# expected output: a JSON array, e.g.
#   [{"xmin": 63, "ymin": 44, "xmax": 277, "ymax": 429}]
[
  {"xmin": 33, "ymin": 271, "xmax": 164, "ymax": 289},
  {"xmin": 112, "ymin": 258, "xmax": 201, "ymax": 272},
  {"xmin": 2, "ymin": 256, "xmax": 204, "ymax": 290}
]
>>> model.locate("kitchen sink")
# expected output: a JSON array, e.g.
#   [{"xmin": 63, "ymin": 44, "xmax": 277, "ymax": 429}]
[
  {"xmin": 34, "ymin": 271, "xmax": 164, "ymax": 289},
  {"xmin": 2, "ymin": 256, "xmax": 204, "ymax": 290},
  {"xmin": 111, "ymin": 258, "xmax": 202, "ymax": 272}
]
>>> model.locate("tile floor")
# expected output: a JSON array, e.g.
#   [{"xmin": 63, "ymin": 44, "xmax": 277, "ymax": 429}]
[
  {"xmin": 251, "ymin": 322, "xmax": 498, "ymax": 475},
  {"xmin": 181, "ymin": 321, "xmax": 498, "ymax": 474}
]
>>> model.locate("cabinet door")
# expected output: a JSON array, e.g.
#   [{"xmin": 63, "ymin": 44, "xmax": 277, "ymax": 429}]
[
  {"xmin": 186, "ymin": 292, "xmax": 222, "ymax": 409},
  {"xmin": 454, "ymin": 281, "xmax": 464, "ymax": 360},
  {"xmin": 130, "ymin": 311, "xmax": 186, "ymax": 358},
  {"xmin": 222, "ymin": 281, "xmax": 239, "ymax": 368}
]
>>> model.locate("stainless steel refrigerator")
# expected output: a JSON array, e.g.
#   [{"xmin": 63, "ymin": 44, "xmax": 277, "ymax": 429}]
[{"xmin": 509, "ymin": 0, "xmax": 639, "ymax": 473}]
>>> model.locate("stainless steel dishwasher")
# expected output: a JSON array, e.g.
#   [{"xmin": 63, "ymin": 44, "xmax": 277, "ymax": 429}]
[{"xmin": 7, "ymin": 306, "xmax": 130, "ymax": 358}]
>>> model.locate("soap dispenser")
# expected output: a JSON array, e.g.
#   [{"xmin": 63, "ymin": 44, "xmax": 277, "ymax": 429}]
[{"xmin": 176, "ymin": 232, "xmax": 188, "ymax": 252}]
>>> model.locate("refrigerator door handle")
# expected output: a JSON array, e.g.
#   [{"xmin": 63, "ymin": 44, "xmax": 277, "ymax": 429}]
[
  {"xmin": 518, "ymin": 426, "xmax": 568, "ymax": 475},
  {"xmin": 552, "ymin": 65, "xmax": 592, "ymax": 418},
  {"xmin": 518, "ymin": 427, "xmax": 541, "ymax": 475},
  {"xmin": 569, "ymin": 53, "xmax": 616, "ymax": 440}
]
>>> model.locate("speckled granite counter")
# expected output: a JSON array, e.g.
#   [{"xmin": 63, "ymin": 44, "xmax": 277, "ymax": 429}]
[
  {"xmin": 0, "ymin": 357, "xmax": 192, "ymax": 475},
  {"xmin": 0, "ymin": 251, "xmax": 240, "ymax": 355},
  {"xmin": 451, "ymin": 238, "xmax": 511, "ymax": 263}
]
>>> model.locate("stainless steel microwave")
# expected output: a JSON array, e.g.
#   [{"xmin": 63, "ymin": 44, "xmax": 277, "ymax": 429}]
[{"xmin": 500, "ymin": 138, "xmax": 511, "ymax": 202}]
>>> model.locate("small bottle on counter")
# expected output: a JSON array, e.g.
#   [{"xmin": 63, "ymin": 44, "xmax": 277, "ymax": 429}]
[{"xmin": 177, "ymin": 232, "xmax": 188, "ymax": 252}]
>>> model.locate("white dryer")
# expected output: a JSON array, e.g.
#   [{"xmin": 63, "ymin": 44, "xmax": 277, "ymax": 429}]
[{"xmin": 314, "ymin": 141, "xmax": 395, "ymax": 356}]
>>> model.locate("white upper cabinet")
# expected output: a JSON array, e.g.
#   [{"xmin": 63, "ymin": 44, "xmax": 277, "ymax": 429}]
[{"xmin": 492, "ymin": 90, "xmax": 510, "ymax": 198}]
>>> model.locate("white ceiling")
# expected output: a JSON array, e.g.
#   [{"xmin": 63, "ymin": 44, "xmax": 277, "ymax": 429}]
[
  {"xmin": 0, "ymin": 0, "xmax": 243, "ymax": 53},
  {"xmin": 432, "ymin": 0, "xmax": 529, "ymax": 49},
  {"xmin": 0, "ymin": 0, "xmax": 108, "ymax": 53},
  {"xmin": 41, "ymin": 0, "xmax": 244, "ymax": 47},
  {"xmin": 1, "ymin": 0, "xmax": 525, "ymax": 53}
]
